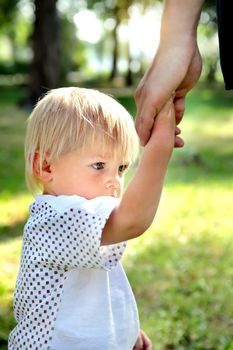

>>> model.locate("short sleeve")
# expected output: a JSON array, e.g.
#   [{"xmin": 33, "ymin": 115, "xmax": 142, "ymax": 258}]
[{"xmin": 24, "ymin": 195, "xmax": 126, "ymax": 271}]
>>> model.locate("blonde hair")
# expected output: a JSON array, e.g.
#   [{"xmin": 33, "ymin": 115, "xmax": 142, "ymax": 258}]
[{"xmin": 25, "ymin": 87, "xmax": 139, "ymax": 194}]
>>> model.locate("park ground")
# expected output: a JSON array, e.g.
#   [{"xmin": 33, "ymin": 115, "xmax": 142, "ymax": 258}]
[{"xmin": 0, "ymin": 84, "xmax": 233, "ymax": 349}]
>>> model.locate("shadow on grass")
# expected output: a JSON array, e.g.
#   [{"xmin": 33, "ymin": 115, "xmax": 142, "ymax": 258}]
[
  {"xmin": 185, "ymin": 85, "xmax": 233, "ymax": 118},
  {"xmin": 0, "ymin": 310, "xmax": 15, "ymax": 350},
  {"xmin": 0, "ymin": 339, "xmax": 8, "ymax": 350},
  {"xmin": 166, "ymin": 141, "xmax": 233, "ymax": 186},
  {"xmin": 124, "ymin": 231, "xmax": 233, "ymax": 349},
  {"xmin": 0, "ymin": 220, "xmax": 25, "ymax": 243},
  {"xmin": 0, "ymin": 86, "xmax": 27, "ymax": 105}
]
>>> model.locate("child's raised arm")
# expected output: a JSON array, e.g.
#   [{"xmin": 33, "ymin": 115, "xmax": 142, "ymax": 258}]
[{"xmin": 101, "ymin": 99, "xmax": 176, "ymax": 245}]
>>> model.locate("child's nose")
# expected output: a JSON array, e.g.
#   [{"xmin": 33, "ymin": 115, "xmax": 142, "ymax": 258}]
[{"xmin": 105, "ymin": 176, "xmax": 121, "ymax": 197}]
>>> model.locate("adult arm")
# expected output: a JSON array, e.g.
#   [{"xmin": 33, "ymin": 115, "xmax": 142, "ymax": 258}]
[{"xmin": 135, "ymin": 0, "xmax": 204, "ymax": 145}]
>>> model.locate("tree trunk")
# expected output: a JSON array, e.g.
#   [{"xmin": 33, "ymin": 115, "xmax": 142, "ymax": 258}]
[
  {"xmin": 28, "ymin": 0, "xmax": 60, "ymax": 106},
  {"xmin": 109, "ymin": 21, "xmax": 119, "ymax": 81},
  {"xmin": 206, "ymin": 58, "xmax": 218, "ymax": 84},
  {"xmin": 125, "ymin": 39, "xmax": 133, "ymax": 86}
]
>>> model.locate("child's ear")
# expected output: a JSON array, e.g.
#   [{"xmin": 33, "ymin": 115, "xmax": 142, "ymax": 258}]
[{"xmin": 33, "ymin": 152, "xmax": 52, "ymax": 182}]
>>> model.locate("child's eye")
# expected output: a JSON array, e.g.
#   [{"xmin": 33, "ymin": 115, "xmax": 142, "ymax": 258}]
[
  {"xmin": 118, "ymin": 164, "xmax": 128, "ymax": 174},
  {"xmin": 92, "ymin": 162, "xmax": 105, "ymax": 170}
]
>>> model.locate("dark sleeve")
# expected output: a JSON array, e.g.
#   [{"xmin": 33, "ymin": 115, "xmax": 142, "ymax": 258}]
[{"xmin": 217, "ymin": 0, "xmax": 233, "ymax": 90}]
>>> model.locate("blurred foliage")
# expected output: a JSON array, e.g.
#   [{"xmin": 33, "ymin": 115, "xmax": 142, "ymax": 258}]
[
  {"xmin": 0, "ymin": 0, "xmax": 19, "ymax": 28},
  {"xmin": 0, "ymin": 0, "xmax": 223, "ymax": 87},
  {"xmin": 59, "ymin": 14, "xmax": 87, "ymax": 82},
  {"xmin": 0, "ymin": 61, "xmax": 29, "ymax": 75},
  {"xmin": 203, "ymin": 0, "xmax": 216, "ymax": 11}
]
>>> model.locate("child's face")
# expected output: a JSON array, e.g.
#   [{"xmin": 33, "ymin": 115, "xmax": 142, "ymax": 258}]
[{"xmin": 44, "ymin": 140, "xmax": 130, "ymax": 199}]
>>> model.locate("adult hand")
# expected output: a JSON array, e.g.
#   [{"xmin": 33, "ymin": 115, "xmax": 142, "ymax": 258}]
[{"xmin": 134, "ymin": 42, "xmax": 202, "ymax": 146}]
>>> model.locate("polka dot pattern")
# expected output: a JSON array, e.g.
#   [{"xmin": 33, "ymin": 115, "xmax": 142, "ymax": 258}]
[{"xmin": 9, "ymin": 196, "xmax": 126, "ymax": 350}]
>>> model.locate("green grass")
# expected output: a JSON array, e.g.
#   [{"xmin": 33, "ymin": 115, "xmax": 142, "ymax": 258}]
[{"xmin": 0, "ymin": 84, "xmax": 233, "ymax": 349}]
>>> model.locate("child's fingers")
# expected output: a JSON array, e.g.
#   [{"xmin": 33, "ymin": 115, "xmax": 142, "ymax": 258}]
[
  {"xmin": 140, "ymin": 329, "xmax": 153, "ymax": 350},
  {"xmin": 154, "ymin": 98, "xmax": 175, "ymax": 126},
  {"xmin": 159, "ymin": 97, "xmax": 174, "ymax": 116},
  {"xmin": 133, "ymin": 333, "xmax": 143, "ymax": 350},
  {"xmin": 148, "ymin": 96, "xmax": 176, "ymax": 142}
]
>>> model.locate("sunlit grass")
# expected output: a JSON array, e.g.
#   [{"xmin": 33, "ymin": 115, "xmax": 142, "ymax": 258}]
[
  {"xmin": 0, "ymin": 237, "xmax": 21, "ymax": 343},
  {"xmin": 0, "ymin": 194, "xmax": 32, "ymax": 227},
  {"xmin": 124, "ymin": 183, "xmax": 233, "ymax": 348},
  {"xmin": 0, "ymin": 85, "xmax": 233, "ymax": 349},
  {"xmin": 120, "ymin": 86, "xmax": 233, "ymax": 348}
]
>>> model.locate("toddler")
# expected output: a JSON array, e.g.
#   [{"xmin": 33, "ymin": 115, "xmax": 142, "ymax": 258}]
[{"xmin": 9, "ymin": 87, "xmax": 181, "ymax": 350}]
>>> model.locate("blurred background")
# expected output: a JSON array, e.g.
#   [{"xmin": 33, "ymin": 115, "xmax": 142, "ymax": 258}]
[
  {"xmin": 0, "ymin": 0, "xmax": 233, "ymax": 349},
  {"xmin": 0, "ymin": 0, "xmax": 224, "ymax": 101}
]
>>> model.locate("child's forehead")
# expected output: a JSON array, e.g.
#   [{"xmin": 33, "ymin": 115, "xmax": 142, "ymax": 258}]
[{"xmin": 80, "ymin": 140, "xmax": 130, "ymax": 163}]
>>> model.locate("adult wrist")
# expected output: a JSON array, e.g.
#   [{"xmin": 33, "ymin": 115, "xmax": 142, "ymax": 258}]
[{"xmin": 160, "ymin": 0, "xmax": 203, "ymax": 42}]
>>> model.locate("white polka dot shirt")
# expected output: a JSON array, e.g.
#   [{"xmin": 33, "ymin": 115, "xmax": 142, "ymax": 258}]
[{"xmin": 9, "ymin": 195, "xmax": 139, "ymax": 350}]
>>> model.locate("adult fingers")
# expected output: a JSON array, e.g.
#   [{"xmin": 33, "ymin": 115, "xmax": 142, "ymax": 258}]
[
  {"xmin": 174, "ymin": 96, "xmax": 185, "ymax": 125},
  {"xmin": 174, "ymin": 135, "xmax": 184, "ymax": 148},
  {"xmin": 134, "ymin": 80, "xmax": 175, "ymax": 145},
  {"xmin": 135, "ymin": 102, "xmax": 158, "ymax": 146}
]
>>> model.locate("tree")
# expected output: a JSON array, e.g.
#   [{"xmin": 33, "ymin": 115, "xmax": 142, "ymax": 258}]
[
  {"xmin": 27, "ymin": 0, "xmax": 60, "ymax": 106},
  {"xmin": 87, "ymin": 0, "xmax": 134, "ymax": 84},
  {"xmin": 0, "ymin": 0, "xmax": 60, "ymax": 107}
]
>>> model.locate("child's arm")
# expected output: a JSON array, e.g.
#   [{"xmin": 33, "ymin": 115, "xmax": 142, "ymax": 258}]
[{"xmin": 101, "ymin": 99, "xmax": 176, "ymax": 245}]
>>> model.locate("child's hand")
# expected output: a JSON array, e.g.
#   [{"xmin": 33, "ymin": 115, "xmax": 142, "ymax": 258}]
[
  {"xmin": 147, "ymin": 98, "xmax": 184, "ymax": 150},
  {"xmin": 133, "ymin": 329, "xmax": 152, "ymax": 350}
]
